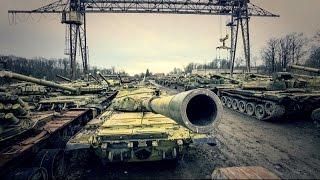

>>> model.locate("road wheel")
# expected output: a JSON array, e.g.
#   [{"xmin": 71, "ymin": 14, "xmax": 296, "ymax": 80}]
[
  {"xmin": 265, "ymin": 102, "xmax": 276, "ymax": 116},
  {"xmin": 5, "ymin": 167, "xmax": 48, "ymax": 180},
  {"xmin": 32, "ymin": 149, "xmax": 66, "ymax": 180},
  {"xmin": 255, "ymin": 104, "xmax": 266, "ymax": 120},
  {"xmin": 238, "ymin": 100, "xmax": 246, "ymax": 113},
  {"xmin": 246, "ymin": 102, "xmax": 255, "ymax": 116},
  {"xmin": 232, "ymin": 99, "xmax": 239, "ymax": 110},
  {"xmin": 221, "ymin": 96, "xmax": 227, "ymax": 106},
  {"xmin": 226, "ymin": 97, "xmax": 233, "ymax": 108}
]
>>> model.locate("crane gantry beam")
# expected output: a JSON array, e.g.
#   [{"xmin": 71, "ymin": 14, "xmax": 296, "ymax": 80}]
[{"xmin": 8, "ymin": 0, "xmax": 279, "ymax": 78}]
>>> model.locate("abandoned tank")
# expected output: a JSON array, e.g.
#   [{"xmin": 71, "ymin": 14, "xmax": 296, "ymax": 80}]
[
  {"xmin": 219, "ymin": 72, "xmax": 320, "ymax": 121},
  {"xmin": 289, "ymin": 65, "xmax": 320, "ymax": 125},
  {"xmin": 0, "ymin": 71, "xmax": 119, "ymax": 179},
  {"xmin": 0, "ymin": 91, "xmax": 95, "ymax": 180},
  {"xmin": 0, "ymin": 70, "xmax": 118, "ymax": 115},
  {"xmin": 66, "ymin": 84, "xmax": 222, "ymax": 164}
]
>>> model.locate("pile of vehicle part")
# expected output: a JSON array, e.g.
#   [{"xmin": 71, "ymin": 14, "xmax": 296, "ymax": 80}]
[{"xmin": 66, "ymin": 85, "xmax": 223, "ymax": 164}]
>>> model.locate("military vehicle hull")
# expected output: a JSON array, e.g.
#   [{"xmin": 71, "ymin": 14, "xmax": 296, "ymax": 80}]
[
  {"xmin": 68, "ymin": 111, "xmax": 210, "ymax": 163},
  {"xmin": 0, "ymin": 108, "xmax": 93, "ymax": 180},
  {"xmin": 219, "ymin": 89, "xmax": 320, "ymax": 120},
  {"xmin": 66, "ymin": 86, "xmax": 222, "ymax": 164}
]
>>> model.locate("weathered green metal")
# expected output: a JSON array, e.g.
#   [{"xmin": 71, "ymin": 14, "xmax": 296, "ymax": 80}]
[
  {"xmin": 290, "ymin": 65, "xmax": 320, "ymax": 74},
  {"xmin": 89, "ymin": 73, "xmax": 101, "ymax": 84},
  {"xmin": 219, "ymin": 72, "xmax": 320, "ymax": 121},
  {"xmin": 142, "ymin": 89, "xmax": 222, "ymax": 133},
  {"xmin": 0, "ymin": 70, "xmax": 77, "ymax": 93},
  {"xmin": 66, "ymin": 85, "xmax": 222, "ymax": 163},
  {"xmin": 56, "ymin": 74, "xmax": 72, "ymax": 82},
  {"xmin": 97, "ymin": 72, "xmax": 110, "ymax": 87}
]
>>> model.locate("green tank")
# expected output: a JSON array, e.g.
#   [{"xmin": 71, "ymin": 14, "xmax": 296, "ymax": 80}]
[
  {"xmin": 66, "ymin": 85, "xmax": 222, "ymax": 163},
  {"xmin": 219, "ymin": 72, "xmax": 320, "ymax": 121},
  {"xmin": 289, "ymin": 64, "xmax": 320, "ymax": 90},
  {"xmin": 0, "ymin": 70, "xmax": 118, "ymax": 114}
]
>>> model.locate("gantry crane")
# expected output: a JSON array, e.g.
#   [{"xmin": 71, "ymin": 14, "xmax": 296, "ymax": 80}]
[{"xmin": 8, "ymin": 0, "xmax": 279, "ymax": 79}]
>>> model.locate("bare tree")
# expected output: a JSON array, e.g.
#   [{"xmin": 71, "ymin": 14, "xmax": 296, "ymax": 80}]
[
  {"xmin": 288, "ymin": 33, "xmax": 307, "ymax": 64},
  {"xmin": 261, "ymin": 38, "xmax": 278, "ymax": 74}
]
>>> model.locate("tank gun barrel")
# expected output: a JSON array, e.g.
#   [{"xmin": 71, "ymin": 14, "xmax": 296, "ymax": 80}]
[
  {"xmin": 290, "ymin": 65, "xmax": 320, "ymax": 74},
  {"xmin": 56, "ymin": 74, "xmax": 72, "ymax": 82},
  {"xmin": 0, "ymin": 70, "xmax": 77, "ymax": 93},
  {"xmin": 143, "ymin": 89, "xmax": 222, "ymax": 134},
  {"xmin": 213, "ymin": 74, "xmax": 242, "ymax": 84},
  {"xmin": 89, "ymin": 73, "xmax": 101, "ymax": 84},
  {"xmin": 97, "ymin": 72, "xmax": 110, "ymax": 86}
]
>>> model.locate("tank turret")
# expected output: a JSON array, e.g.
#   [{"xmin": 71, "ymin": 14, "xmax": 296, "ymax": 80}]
[
  {"xmin": 0, "ymin": 70, "xmax": 106, "ymax": 94},
  {"xmin": 67, "ymin": 86, "xmax": 222, "ymax": 163}
]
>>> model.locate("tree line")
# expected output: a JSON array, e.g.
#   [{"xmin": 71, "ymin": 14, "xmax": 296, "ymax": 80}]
[
  {"xmin": 261, "ymin": 31, "xmax": 320, "ymax": 74},
  {"xmin": 0, "ymin": 55, "xmax": 127, "ymax": 84}
]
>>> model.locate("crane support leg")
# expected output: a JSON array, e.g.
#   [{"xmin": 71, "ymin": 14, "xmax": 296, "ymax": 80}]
[
  {"xmin": 229, "ymin": 19, "xmax": 239, "ymax": 77},
  {"xmin": 240, "ymin": 17, "xmax": 251, "ymax": 73},
  {"xmin": 69, "ymin": 24, "xmax": 79, "ymax": 80}
]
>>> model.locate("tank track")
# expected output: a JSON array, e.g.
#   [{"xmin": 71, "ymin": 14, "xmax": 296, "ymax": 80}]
[{"xmin": 219, "ymin": 91, "xmax": 286, "ymax": 121}]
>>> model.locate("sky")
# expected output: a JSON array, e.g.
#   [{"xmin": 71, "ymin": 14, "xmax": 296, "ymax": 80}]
[{"xmin": 0, "ymin": 0, "xmax": 320, "ymax": 75}]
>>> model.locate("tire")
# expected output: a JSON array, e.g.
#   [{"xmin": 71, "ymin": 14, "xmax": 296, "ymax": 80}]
[
  {"xmin": 226, "ymin": 97, "xmax": 233, "ymax": 108},
  {"xmin": 238, "ymin": 100, "xmax": 246, "ymax": 113},
  {"xmin": 32, "ymin": 149, "xmax": 65, "ymax": 180},
  {"xmin": 5, "ymin": 167, "xmax": 48, "ymax": 180},
  {"xmin": 232, "ymin": 99, "xmax": 239, "ymax": 110},
  {"xmin": 265, "ymin": 102, "xmax": 276, "ymax": 115},
  {"xmin": 246, "ymin": 102, "xmax": 255, "ymax": 116},
  {"xmin": 255, "ymin": 104, "xmax": 266, "ymax": 120},
  {"xmin": 221, "ymin": 96, "xmax": 227, "ymax": 106}
]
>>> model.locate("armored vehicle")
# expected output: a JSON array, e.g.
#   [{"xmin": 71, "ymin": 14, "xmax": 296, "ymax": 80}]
[
  {"xmin": 219, "ymin": 72, "xmax": 320, "ymax": 121},
  {"xmin": 0, "ymin": 91, "xmax": 94, "ymax": 179},
  {"xmin": 66, "ymin": 85, "xmax": 222, "ymax": 164},
  {"xmin": 289, "ymin": 64, "xmax": 320, "ymax": 90},
  {"xmin": 290, "ymin": 65, "xmax": 320, "ymax": 125},
  {"xmin": 0, "ymin": 70, "xmax": 118, "ymax": 114}
]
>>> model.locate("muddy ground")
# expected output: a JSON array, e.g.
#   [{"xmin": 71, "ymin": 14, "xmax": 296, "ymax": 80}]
[
  {"xmin": 66, "ymin": 82, "xmax": 320, "ymax": 179},
  {"xmin": 66, "ymin": 107, "xmax": 320, "ymax": 179}
]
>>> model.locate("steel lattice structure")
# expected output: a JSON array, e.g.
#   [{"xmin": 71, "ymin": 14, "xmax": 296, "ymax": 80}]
[{"xmin": 8, "ymin": 0, "xmax": 279, "ymax": 78}]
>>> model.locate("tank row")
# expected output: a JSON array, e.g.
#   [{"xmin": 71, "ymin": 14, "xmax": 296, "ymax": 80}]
[
  {"xmin": 0, "ymin": 70, "xmax": 121, "ymax": 179},
  {"xmin": 0, "ymin": 70, "xmax": 225, "ymax": 179},
  {"xmin": 154, "ymin": 65, "xmax": 320, "ymax": 124}
]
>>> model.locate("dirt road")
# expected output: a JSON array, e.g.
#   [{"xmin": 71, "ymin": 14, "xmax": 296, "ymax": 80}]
[{"xmin": 67, "ymin": 107, "xmax": 320, "ymax": 179}]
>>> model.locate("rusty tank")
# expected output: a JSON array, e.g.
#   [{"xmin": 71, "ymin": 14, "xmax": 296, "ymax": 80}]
[
  {"xmin": 66, "ymin": 84, "xmax": 222, "ymax": 164},
  {"xmin": 0, "ymin": 70, "xmax": 118, "ymax": 115},
  {"xmin": 0, "ymin": 91, "xmax": 95, "ymax": 180}
]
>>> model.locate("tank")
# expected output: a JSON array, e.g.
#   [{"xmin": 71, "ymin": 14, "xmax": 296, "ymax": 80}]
[
  {"xmin": 56, "ymin": 74, "xmax": 72, "ymax": 82},
  {"xmin": 155, "ymin": 74, "xmax": 240, "ymax": 93},
  {"xmin": 0, "ymin": 91, "xmax": 95, "ymax": 179},
  {"xmin": 290, "ymin": 65, "xmax": 320, "ymax": 90},
  {"xmin": 218, "ymin": 72, "xmax": 320, "ymax": 120},
  {"xmin": 66, "ymin": 85, "xmax": 222, "ymax": 164},
  {"xmin": 290, "ymin": 65, "xmax": 320, "ymax": 74},
  {"xmin": 0, "ymin": 70, "xmax": 118, "ymax": 114}
]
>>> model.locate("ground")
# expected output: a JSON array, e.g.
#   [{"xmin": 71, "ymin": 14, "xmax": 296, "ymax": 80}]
[{"xmin": 66, "ymin": 107, "xmax": 320, "ymax": 179}]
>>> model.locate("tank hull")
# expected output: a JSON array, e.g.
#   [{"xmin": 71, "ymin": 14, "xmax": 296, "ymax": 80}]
[{"xmin": 219, "ymin": 88, "xmax": 320, "ymax": 120}]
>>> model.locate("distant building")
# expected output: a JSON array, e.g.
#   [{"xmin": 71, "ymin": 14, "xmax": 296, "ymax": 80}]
[{"xmin": 192, "ymin": 68, "xmax": 259, "ymax": 75}]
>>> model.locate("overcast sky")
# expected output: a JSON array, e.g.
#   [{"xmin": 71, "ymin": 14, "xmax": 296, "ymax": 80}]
[{"xmin": 1, "ymin": 0, "xmax": 320, "ymax": 75}]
